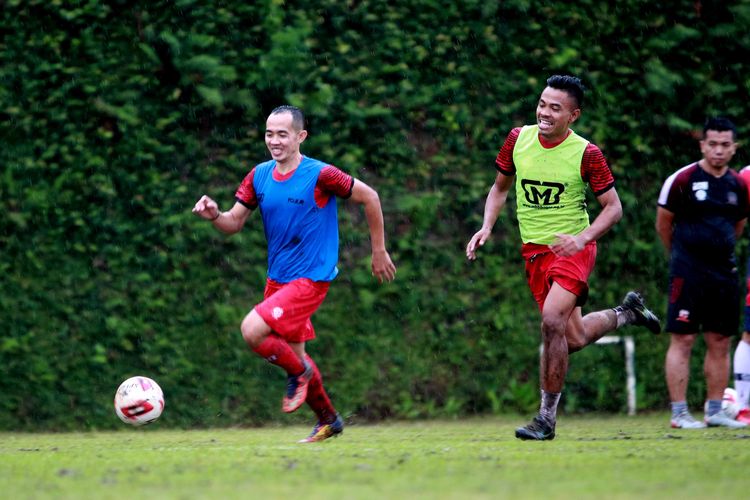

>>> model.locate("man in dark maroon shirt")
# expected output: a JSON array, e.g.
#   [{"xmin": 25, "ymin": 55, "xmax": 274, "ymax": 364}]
[{"xmin": 657, "ymin": 117, "xmax": 749, "ymax": 429}]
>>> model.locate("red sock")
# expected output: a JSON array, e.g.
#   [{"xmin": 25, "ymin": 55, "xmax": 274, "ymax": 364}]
[
  {"xmin": 251, "ymin": 334, "xmax": 305, "ymax": 376},
  {"xmin": 304, "ymin": 354, "xmax": 337, "ymax": 424}
]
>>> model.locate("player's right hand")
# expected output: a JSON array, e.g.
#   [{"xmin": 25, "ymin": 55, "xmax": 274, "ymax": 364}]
[
  {"xmin": 192, "ymin": 195, "xmax": 220, "ymax": 221},
  {"xmin": 466, "ymin": 228, "xmax": 491, "ymax": 260},
  {"xmin": 371, "ymin": 249, "xmax": 397, "ymax": 284}
]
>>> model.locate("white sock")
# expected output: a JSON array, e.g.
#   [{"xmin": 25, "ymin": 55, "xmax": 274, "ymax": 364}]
[
  {"xmin": 539, "ymin": 390, "xmax": 561, "ymax": 423},
  {"xmin": 734, "ymin": 339, "xmax": 750, "ymax": 408},
  {"xmin": 613, "ymin": 307, "xmax": 636, "ymax": 328}
]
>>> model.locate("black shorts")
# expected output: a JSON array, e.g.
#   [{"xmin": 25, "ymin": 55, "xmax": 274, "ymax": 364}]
[{"xmin": 666, "ymin": 265, "xmax": 739, "ymax": 336}]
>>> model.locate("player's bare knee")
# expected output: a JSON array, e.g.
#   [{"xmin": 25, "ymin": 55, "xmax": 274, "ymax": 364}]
[
  {"xmin": 705, "ymin": 334, "xmax": 731, "ymax": 356},
  {"xmin": 241, "ymin": 311, "xmax": 266, "ymax": 348},
  {"xmin": 541, "ymin": 315, "xmax": 566, "ymax": 339},
  {"xmin": 669, "ymin": 333, "xmax": 695, "ymax": 353}
]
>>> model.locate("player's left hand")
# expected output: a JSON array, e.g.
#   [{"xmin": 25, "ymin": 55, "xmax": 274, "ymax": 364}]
[
  {"xmin": 372, "ymin": 249, "xmax": 396, "ymax": 283},
  {"xmin": 549, "ymin": 233, "xmax": 584, "ymax": 257},
  {"xmin": 192, "ymin": 195, "xmax": 220, "ymax": 221}
]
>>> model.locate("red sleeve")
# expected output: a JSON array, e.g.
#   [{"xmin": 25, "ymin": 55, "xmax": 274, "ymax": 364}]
[
  {"xmin": 736, "ymin": 168, "xmax": 750, "ymax": 217},
  {"xmin": 234, "ymin": 168, "xmax": 258, "ymax": 209},
  {"xmin": 495, "ymin": 127, "xmax": 521, "ymax": 175},
  {"xmin": 581, "ymin": 144, "xmax": 615, "ymax": 196},
  {"xmin": 740, "ymin": 167, "xmax": 750, "ymax": 204},
  {"xmin": 317, "ymin": 165, "xmax": 354, "ymax": 199}
]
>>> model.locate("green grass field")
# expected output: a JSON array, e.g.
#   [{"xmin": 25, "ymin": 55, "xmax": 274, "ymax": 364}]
[{"xmin": 1, "ymin": 414, "xmax": 748, "ymax": 499}]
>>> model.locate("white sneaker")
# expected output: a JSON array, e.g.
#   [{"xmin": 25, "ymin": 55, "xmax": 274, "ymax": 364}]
[
  {"xmin": 705, "ymin": 409, "xmax": 749, "ymax": 428},
  {"xmin": 670, "ymin": 412, "xmax": 707, "ymax": 429}
]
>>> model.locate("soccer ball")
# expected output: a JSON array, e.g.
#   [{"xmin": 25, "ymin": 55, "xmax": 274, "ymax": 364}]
[
  {"xmin": 114, "ymin": 376, "xmax": 165, "ymax": 426},
  {"xmin": 722, "ymin": 387, "xmax": 741, "ymax": 419}
]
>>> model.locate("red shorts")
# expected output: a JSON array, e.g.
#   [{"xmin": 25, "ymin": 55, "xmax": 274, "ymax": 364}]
[
  {"xmin": 254, "ymin": 278, "xmax": 330, "ymax": 343},
  {"xmin": 522, "ymin": 241, "xmax": 597, "ymax": 311}
]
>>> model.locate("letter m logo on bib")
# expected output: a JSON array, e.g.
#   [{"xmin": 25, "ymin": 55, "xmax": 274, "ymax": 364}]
[{"xmin": 521, "ymin": 179, "xmax": 565, "ymax": 206}]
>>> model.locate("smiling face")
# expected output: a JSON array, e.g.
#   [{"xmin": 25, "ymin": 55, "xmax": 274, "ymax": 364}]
[
  {"xmin": 700, "ymin": 129, "xmax": 736, "ymax": 171},
  {"xmin": 265, "ymin": 111, "xmax": 307, "ymax": 168},
  {"xmin": 536, "ymin": 87, "xmax": 581, "ymax": 142}
]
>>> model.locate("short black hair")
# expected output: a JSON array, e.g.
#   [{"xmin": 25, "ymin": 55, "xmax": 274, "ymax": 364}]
[
  {"xmin": 703, "ymin": 117, "xmax": 736, "ymax": 140},
  {"xmin": 270, "ymin": 105, "xmax": 305, "ymax": 131},
  {"xmin": 546, "ymin": 75, "xmax": 585, "ymax": 109}
]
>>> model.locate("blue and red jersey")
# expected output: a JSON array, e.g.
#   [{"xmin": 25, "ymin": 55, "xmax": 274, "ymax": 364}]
[{"xmin": 235, "ymin": 156, "xmax": 354, "ymax": 283}]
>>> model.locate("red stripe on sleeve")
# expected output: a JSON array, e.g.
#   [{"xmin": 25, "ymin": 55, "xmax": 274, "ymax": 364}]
[
  {"xmin": 740, "ymin": 167, "xmax": 750, "ymax": 204},
  {"xmin": 581, "ymin": 144, "xmax": 615, "ymax": 195},
  {"xmin": 495, "ymin": 127, "xmax": 521, "ymax": 175},
  {"xmin": 315, "ymin": 165, "xmax": 354, "ymax": 207},
  {"xmin": 735, "ymin": 170, "xmax": 750, "ymax": 217},
  {"xmin": 235, "ymin": 168, "xmax": 258, "ymax": 209}
]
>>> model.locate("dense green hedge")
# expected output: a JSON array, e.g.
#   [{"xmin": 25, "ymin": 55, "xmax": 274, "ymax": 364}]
[{"xmin": 2, "ymin": 0, "xmax": 750, "ymax": 429}]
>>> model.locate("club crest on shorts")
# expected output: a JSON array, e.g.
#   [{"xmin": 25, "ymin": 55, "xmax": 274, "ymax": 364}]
[
  {"xmin": 272, "ymin": 307, "xmax": 284, "ymax": 319},
  {"xmin": 677, "ymin": 309, "xmax": 690, "ymax": 322}
]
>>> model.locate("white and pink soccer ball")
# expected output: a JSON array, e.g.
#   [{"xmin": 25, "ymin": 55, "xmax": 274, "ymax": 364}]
[
  {"xmin": 721, "ymin": 387, "xmax": 742, "ymax": 419},
  {"xmin": 114, "ymin": 376, "xmax": 165, "ymax": 426}
]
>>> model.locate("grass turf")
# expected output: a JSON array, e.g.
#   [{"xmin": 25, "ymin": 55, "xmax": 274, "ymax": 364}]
[{"xmin": 1, "ymin": 414, "xmax": 748, "ymax": 499}]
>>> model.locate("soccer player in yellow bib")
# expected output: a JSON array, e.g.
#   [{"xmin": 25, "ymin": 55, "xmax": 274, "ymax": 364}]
[{"xmin": 466, "ymin": 75, "xmax": 660, "ymax": 440}]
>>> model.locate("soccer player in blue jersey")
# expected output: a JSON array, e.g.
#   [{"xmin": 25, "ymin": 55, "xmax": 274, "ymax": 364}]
[
  {"xmin": 656, "ymin": 117, "xmax": 749, "ymax": 429},
  {"xmin": 193, "ymin": 105, "xmax": 396, "ymax": 442}
]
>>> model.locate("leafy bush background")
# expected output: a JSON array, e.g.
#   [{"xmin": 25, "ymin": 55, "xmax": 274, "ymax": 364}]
[{"xmin": 2, "ymin": 0, "xmax": 750, "ymax": 429}]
